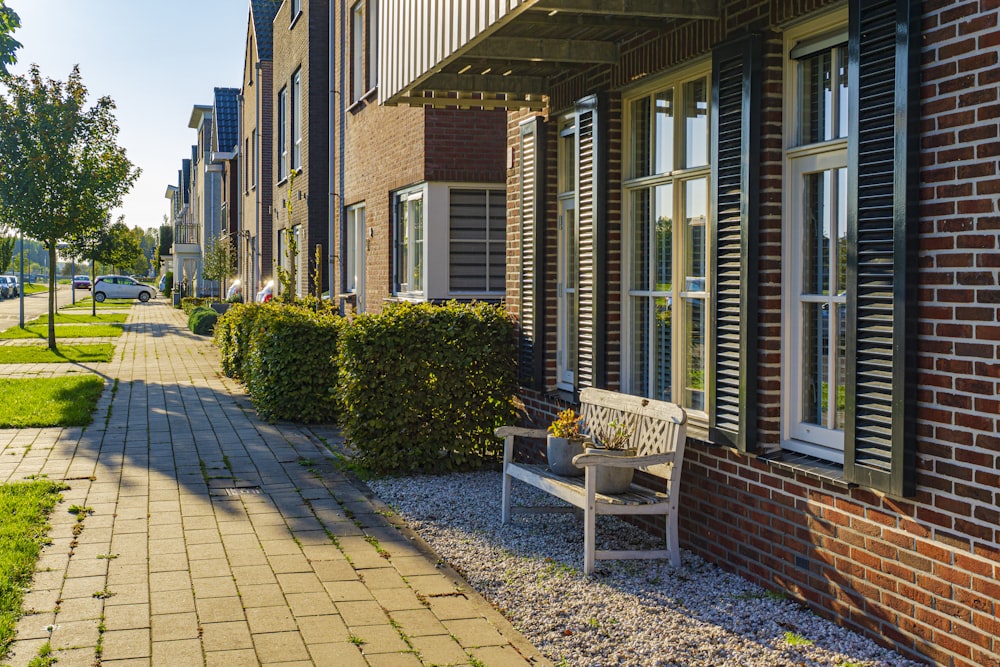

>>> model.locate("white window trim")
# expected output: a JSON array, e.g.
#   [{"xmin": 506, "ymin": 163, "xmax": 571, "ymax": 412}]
[
  {"xmin": 620, "ymin": 61, "xmax": 712, "ymax": 418},
  {"xmin": 351, "ymin": 1, "xmax": 365, "ymax": 103},
  {"xmin": 346, "ymin": 203, "xmax": 366, "ymax": 311},
  {"xmin": 555, "ymin": 115, "xmax": 578, "ymax": 393},
  {"xmin": 780, "ymin": 8, "xmax": 850, "ymax": 463},
  {"xmin": 277, "ymin": 86, "xmax": 288, "ymax": 182},
  {"xmin": 291, "ymin": 69, "xmax": 302, "ymax": 171},
  {"xmin": 394, "ymin": 184, "xmax": 427, "ymax": 300}
]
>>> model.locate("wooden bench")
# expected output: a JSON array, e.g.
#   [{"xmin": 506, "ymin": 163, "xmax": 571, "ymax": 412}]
[{"xmin": 496, "ymin": 388, "xmax": 687, "ymax": 574}]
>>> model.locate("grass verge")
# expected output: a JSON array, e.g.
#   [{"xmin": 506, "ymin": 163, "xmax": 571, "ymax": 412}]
[
  {"xmin": 0, "ymin": 480, "xmax": 64, "ymax": 659},
  {"xmin": 31, "ymin": 313, "xmax": 127, "ymax": 325},
  {"xmin": 20, "ymin": 283, "xmax": 47, "ymax": 295},
  {"xmin": 0, "ymin": 324, "xmax": 124, "ymax": 340},
  {"xmin": 0, "ymin": 376, "xmax": 105, "ymax": 427},
  {"xmin": 0, "ymin": 344, "xmax": 115, "ymax": 364},
  {"xmin": 61, "ymin": 298, "xmax": 134, "ymax": 310}
]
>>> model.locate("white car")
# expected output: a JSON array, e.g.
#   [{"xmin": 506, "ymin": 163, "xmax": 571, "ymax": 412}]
[{"xmin": 92, "ymin": 275, "xmax": 157, "ymax": 303}]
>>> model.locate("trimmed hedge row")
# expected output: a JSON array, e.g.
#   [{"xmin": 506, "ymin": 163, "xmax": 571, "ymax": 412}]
[
  {"xmin": 215, "ymin": 300, "xmax": 517, "ymax": 473},
  {"xmin": 181, "ymin": 297, "xmax": 208, "ymax": 314},
  {"xmin": 188, "ymin": 306, "xmax": 218, "ymax": 336}
]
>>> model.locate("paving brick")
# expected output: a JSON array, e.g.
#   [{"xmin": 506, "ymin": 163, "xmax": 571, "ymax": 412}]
[
  {"xmin": 246, "ymin": 606, "xmax": 297, "ymax": 634},
  {"xmin": 101, "ymin": 629, "xmax": 151, "ymax": 661},
  {"xmin": 252, "ymin": 631, "xmax": 310, "ymax": 663},
  {"xmin": 151, "ymin": 612, "xmax": 199, "ymax": 641},
  {"xmin": 201, "ymin": 621, "xmax": 254, "ymax": 651}
]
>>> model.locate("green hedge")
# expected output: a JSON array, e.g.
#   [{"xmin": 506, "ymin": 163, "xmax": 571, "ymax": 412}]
[
  {"xmin": 181, "ymin": 297, "xmax": 208, "ymax": 315},
  {"xmin": 337, "ymin": 301, "xmax": 517, "ymax": 474},
  {"xmin": 163, "ymin": 271, "xmax": 173, "ymax": 298},
  {"xmin": 188, "ymin": 306, "xmax": 218, "ymax": 336},
  {"xmin": 245, "ymin": 305, "xmax": 343, "ymax": 423},
  {"xmin": 215, "ymin": 302, "xmax": 270, "ymax": 381}
]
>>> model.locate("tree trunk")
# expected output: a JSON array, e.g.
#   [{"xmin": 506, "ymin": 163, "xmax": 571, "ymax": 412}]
[{"xmin": 47, "ymin": 245, "xmax": 57, "ymax": 350}]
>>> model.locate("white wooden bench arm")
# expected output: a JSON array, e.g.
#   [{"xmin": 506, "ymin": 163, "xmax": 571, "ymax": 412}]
[
  {"xmin": 571, "ymin": 452, "xmax": 677, "ymax": 469},
  {"xmin": 494, "ymin": 426, "xmax": 548, "ymax": 439}
]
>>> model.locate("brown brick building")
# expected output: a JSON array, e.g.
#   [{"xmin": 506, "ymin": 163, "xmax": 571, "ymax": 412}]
[{"xmin": 379, "ymin": 1, "xmax": 1000, "ymax": 665}]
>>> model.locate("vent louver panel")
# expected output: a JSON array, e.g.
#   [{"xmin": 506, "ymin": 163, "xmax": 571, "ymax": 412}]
[{"xmin": 518, "ymin": 120, "xmax": 545, "ymax": 389}]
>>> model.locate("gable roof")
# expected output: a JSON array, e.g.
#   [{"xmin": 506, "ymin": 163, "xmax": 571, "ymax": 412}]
[
  {"xmin": 250, "ymin": 0, "xmax": 282, "ymax": 60},
  {"xmin": 213, "ymin": 87, "xmax": 240, "ymax": 154}
]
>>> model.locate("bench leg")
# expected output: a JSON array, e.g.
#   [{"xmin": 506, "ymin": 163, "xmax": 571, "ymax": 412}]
[
  {"xmin": 583, "ymin": 469, "xmax": 596, "ymax": 575},
  {"xmin": 665, "ymin": 509, "xmax": 680, "ymax": 568},
  {"xmin": 501, "ymin": 435, "xmax": 514, "ymax": 524}
]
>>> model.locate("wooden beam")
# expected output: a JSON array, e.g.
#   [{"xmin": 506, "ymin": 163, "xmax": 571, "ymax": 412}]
[
  {"xmin": 517, "ymin": 11, "xmax": 674, "ymax": 30},
  {"xmin": 421, "ymin": 72, "xmax": 548, "ymax": 96},
  {"xmin": 466, "ymin": 36, "xmax": 618, "ymax": 64},
  {"xmin": 534, "ymin": 0, "xmax": 721, "ymax": 20},
  {"xmin": 396, "ymin": 95, "xmax": 548, "ymax": 111}
]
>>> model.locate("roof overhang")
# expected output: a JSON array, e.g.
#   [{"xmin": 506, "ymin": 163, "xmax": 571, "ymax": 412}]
[
  {"xmin": 381, "ymin": 0, "xmax": 721, "ymax": 110},
  {"xmin": 165, "ymin": 185, "xmax": 179, "ymax": 199},
  {"xmin": 188, "ymin": 105, "xmax": 214, "ymax": 129}
]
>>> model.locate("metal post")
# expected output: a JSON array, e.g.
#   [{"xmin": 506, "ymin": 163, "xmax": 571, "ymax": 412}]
[{"xmin": 17, "ymin": 234, "xmax": 24, "ymax": 328}]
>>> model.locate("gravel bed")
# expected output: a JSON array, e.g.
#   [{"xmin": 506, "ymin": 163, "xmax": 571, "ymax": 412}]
[{"xmin": 369, "ymin": 471, "xmax": 923, "ymax": 667}]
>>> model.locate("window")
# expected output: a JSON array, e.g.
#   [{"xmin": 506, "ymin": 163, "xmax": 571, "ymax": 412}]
[
  {"xmin": 783, "ymin": 20, "xmax": 849, "ymax": 462},
  {"xmin": 556, "ymin": 118, "xmax": 578, "ymax": 391},
  {"xmin": 292, "ymin": 224, "xmax": 303, "ymax": 297},
  {"xmin": 448, "ymin": 189, "xmax": 505, "ymax": 294},
  {"xmin": 277, "ymin": 86, "xmax": 288, "ymax": 181},
  {"xmin": 291, "ymin": 69, "xmax": 302, "ymax": 171},
  {"xmin": 277, "ymin": 228, "xmax": 287, "ymax": 276},
  {"xmin": 350, "ymin": 0, "xmax": 378, "ymax": 102},
  {"xmin": 250, "ymin": 129, "xmax": 256, "ymax": 187},
  {"xmin": 290, "ymin": 0, "xmax": 301, "ymax": 21},
  {"xmin": 345, "ymin": 204, "xmax": 366, "ymax": 312},
  {"xmin": 624, "ymin": 67, "xmax": 711, "ymax": 413},
  {"xmin": 244, "ymin": 137, "xmax": 249, "ymax": 193},
  {"xmin": 394, "ymin": 187, "xmax": 424, "ymax": 296}
]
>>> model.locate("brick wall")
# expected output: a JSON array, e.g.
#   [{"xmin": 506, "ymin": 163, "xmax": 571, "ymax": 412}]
[{"xmin": 502, "ymin": 1, "xmax": 1000, "ymax": 665}]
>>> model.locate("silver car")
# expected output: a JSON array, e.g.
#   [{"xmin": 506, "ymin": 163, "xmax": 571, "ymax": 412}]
[
  {"xmin": 92, "ymin": 275, "xmax": 157, "ymax": 303},
  {"xmin": 0, "ymin": 275, "xmax": 16, "ymax": 298}
]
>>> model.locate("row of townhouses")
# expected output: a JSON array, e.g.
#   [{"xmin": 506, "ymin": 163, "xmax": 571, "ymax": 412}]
[{"xmin": 165, "ymin": 1, "xmax": 998, "ymax": 665}]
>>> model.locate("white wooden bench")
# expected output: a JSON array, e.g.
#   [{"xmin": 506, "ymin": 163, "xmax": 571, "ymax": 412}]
[{"xmin": 497, "ymin": 388, "xmax": 687, "ymax": 574}]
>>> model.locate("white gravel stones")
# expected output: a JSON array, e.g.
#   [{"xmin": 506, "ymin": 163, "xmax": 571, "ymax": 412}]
[{"xmin": 369, "ymin": 471, "xmax": 924, "ymax": 667}]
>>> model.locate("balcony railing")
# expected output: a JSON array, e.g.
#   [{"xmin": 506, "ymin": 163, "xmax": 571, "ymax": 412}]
[{"xmin": 174, "ymin": 223, "xmax": 201, "ymax": 246}]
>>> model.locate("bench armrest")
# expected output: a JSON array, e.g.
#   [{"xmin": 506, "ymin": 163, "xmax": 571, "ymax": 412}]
[
  {"xmin": 494, "ymin": 426, "xmax": 549, "ymax": 439},
  {"xmin": 571, "ymin": 452, "xmax": 677, "ymax": 469}
]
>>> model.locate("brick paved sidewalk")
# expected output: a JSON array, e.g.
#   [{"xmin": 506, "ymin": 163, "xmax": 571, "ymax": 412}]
[{"xmin": 0, "ymin": 301, "xmax": 549, "ymax": 667}]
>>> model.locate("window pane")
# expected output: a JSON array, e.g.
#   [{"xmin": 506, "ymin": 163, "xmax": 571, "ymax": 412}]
[
  {"xmin": 654, "ymin": 296, "xmax": 672, "ymax": 402},
  {"xmin": 396, "ymin": 199, "xmax": 406, "ymax": 290},
  {"xmin": 837, "ymin": 48, "xmax": 848, "ymax": 139},
  {"xmin": 685, "ymin": 297, "xmax": 705, "ymax": 411},
  {"xmin": 836, "ymin": 167, "xmax": 847, "ymax": 294},
  {"xmin": 559, "ymin": 130, "xmax": 575, "ymax": 194},
  {"xmin": 683, "ymin": 78, "xmax": 708, "ymax": 168},
  {"xmin": 802, "ymin": 170, "xmax": 835, "ymax": 296},
  {"xmin": 631, "ymin": 97, "xmax": 650, "ymax": 179},
  {"xmin": 801, "ymin": 302, "xmax": 828, "ymax": 427},
  {"xmin": 411, "ymin": 198, "xmax": 423, "ymax": 292},
  {"xmin": 800, "ymin": 51, "xmax": 833, "ymax": 144},
  {"xmin": 565, "ymin": 208, "xmax": 576, "ymax": 290},
  {"xmin": 835, "ymin": 302, "xmax": 846, "ymax": 429},
  {"xmin": 630, "ymin": 297, "xmax": 649, "ymax": 396},
  {"xmin": 654, "ymin": 89, "xmax": 674, "ymax": 175},
  {"xmin": 631, "ymin": 189, "xmax": 650, "ymax": 291},
  {"xmin": 684, "ymin": 178, "xmax": 707, "ymax": 292},
  {"xmin": 654, "ymin": 185, "xmax": 673, "ymax": 291}
]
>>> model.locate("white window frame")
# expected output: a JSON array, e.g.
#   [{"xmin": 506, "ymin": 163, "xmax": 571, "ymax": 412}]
[
  {"xmin": 555, "ymin": 116, "xmax": 578, "ymax": 392},
  {"xmin": 351, "ymin": 1, "xmax": 365, "ymax": 102},
  {"xmin": 394, "ymin": 185, "xmax": 426, "ymax": 299},
  {"xmin": 621, "ymin": 61, "xmax": 712, "ymax": 416},
  {"xmin": 781, "ymin": 9, "xmax": 850, "ymax": 462},
  {"xmin": 292, "ymin": 224, "xmax": 303, "ymax": 297},
  {"xmin": 291, "ymin": 69, "xmax": 302, "ymax": 171},
  {"xmin": 290, "ymin": 0, "xmax": 302, "ymax": 22},
  {"xmin": 346, "ymin": 203, "xmax": 366, "ymax": 312},
  {"xmin": 277, "ymin": 86, "xmax": 288, "ymax": 181}
]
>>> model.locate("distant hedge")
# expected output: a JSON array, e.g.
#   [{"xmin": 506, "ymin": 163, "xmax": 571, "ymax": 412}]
[
  {"xmin": 337, "ymin": 301, "xmax": 517, "ymax": 474},
  {"xmin": 181, "ymin": 297, "xmax": 208, "ymax": 315},
  {"xmin": 188, "ymin": 306, "xmax": 218, "ymax": 336}
]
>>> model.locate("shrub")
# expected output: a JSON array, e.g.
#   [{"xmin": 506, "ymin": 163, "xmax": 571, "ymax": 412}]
[
  {"xmin": 163, "ymin": 271, "xmax": 173, "ymax": 298},
  {"xmin": 245, "ymin": 305, "xmax": 343, "ymax": 423},
  {"xmin": 215, "ymin": 302, "xmax": 268, "ymax": 380},
  {"xmin": 188, "ymin": 306, "xmax": 218, "ymax": 336},
  {"xmin": 337, "ymin": 301, "xmax": 517, "ymax": 474},
  {"xmin": 181, "ymin": 297, "xmax": 208, "ymax": 315}
]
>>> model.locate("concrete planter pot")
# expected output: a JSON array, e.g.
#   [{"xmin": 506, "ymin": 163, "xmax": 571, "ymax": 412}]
[
  {"xmin": 546, "ymin": 435, "xmax": 586, "ymax": 476},
  {"xmin": 585, "ymin": 447, "xmax": 637, "ymax": 494}
]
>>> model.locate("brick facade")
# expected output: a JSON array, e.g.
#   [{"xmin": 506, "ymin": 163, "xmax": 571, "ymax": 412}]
[
  {"xmin": 272, "ymin": 0, "xmax": 329, "ymax": 297},
  {"xmin": 501, "ymin": 1, "xmax": 1000, "ymax": 665}
]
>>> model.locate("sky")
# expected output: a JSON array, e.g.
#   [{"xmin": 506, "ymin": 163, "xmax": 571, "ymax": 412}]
[{"xmin": 6, "ymin": 0, "xmax": 251, "ymax": 229}]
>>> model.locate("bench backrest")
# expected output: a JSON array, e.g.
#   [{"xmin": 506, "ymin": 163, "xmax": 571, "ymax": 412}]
[{"xmin": 579, "ymin": 388, "xmax": 687, "ymax": 483}]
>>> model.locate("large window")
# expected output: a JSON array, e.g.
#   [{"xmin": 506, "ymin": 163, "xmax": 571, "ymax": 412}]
[
  {"xmin": 783, "ymin": 20, "xmax": 849, "ymax": 461},
  {"xmin": 345, "ymin": 203, "xmax": 366, "ymax": 312},
  {"xmin": 448, "ymin": 188, "xmax": 505, "ymax": 294},
  {"xmin": 556, "ymin": 118, "xmax": 578, "ymax": 391},
  {"xmin": 394, "ymin": 187, "xmax": 424, "ymax": 296},
  {"xmin": 624, "ymin": 67, "xmax": 711, "ymax": 413},
  {"xmin": 277, "ymin": 86, "xmax": 288, "ymax": 181},
  {"xmin": 350, "ymin": 0, "xmax": 378, "ymax": 102},
  {"xmin": 291, "ymin": 69, "xmax": 302, "ymax": 171}
]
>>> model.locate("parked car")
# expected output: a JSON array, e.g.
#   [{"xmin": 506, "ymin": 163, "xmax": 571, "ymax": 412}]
[
  {"xmin": 0, "ymin": 277, "xmax": 9, "ymax": 299},
  {"xmin": 255, "ymin": 280, "xmax": 274, "ymax": 303},
  {"xmin": 92, "ymin": 275, "xmax": 157, "ymax": 303},
  {"xmin": 73, "ymin": 275, "xmax": 92, "ymax": 290},
  {"xmin": 0, "ymin": 275, "xmax": 18, "ymax": 297}
]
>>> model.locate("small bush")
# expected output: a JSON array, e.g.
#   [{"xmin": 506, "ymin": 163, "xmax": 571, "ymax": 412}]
[
  {"xmin": 337, "ymin": 301, "xmax": 517, "ymax": 474},
  {"xmin": 181, "ymin": 297, "xmax": 208, "ymax": 315},
  {"xmin": 215, "ymin": 302, "xmax": 269, "ymax": 380},
  {"xmin": 163, "ymin": 271, "xmax": 173, "ymax": 298},
  {"xmin": 245, "ymin": 305, "xmax": 343, "ymax": 423},
  {"xmin": 188, "ymin": 306, "xmax": 218, "ymax": 336}
]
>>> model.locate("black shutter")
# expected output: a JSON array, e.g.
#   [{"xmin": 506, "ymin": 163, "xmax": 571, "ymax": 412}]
[
  {"xmin": 709, "ymin": 34, "xmax": 762, "ymax": 452},
  {"xmin": 844, "ymin": 0, "xmax": 919, "ymax": 496},
  {"xmin": 518, "ymin": 118, "xmax": 546, "ymax": 389},
  {"xmin": 575, "ymin": 94, "xmax": 606, "ymax": 391}
]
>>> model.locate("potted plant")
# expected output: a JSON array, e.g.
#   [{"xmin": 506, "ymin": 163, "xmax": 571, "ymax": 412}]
[
  {"xmin": 547, "ymin": 408, "xmax": 586, "ymax": 477},
  {"xmin": 586, "ymin": 419, "xmax": 636, "ymax": 493}
]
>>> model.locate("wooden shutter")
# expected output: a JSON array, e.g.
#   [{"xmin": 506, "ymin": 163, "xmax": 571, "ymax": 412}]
[
  {"xmin": 844, "ymin": 0, "xmax": 919, "ymax": 496},
  {"xmin": 518, "ymin": 118, "xmax": 545, "ymax": 389},
  {"xmin": 709, "ymin": 34, "xmax": 762, "ymax": 452},
  {"xmin": 575, "ymin": 95, "xmax": 606, "ymax": 391}
]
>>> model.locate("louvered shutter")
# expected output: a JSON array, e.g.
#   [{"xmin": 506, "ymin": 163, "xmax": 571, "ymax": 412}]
[
  {"xmin": 709, "ymin": 34, "xmax": 762, "ymax": 452},
  {"xmin": 844, "ymin": 0, "xmax": 919, "ymax": 496},
  {"xmin": 518, "ymin": 118, "xmax": 545, "ymax": 389},
  {"xmin": 575, "ymin": 95, "xmax": 606, "ymax": 391}
]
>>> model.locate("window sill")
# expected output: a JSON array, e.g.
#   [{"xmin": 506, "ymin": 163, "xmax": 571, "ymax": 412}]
[
  {"xmin": 346, "ymin": 88, "xmax": 378, "ymax": 114},
  {"xmin": 289, "ymin": 10, "xmax": 303, "ymax": 29},
  {"xmin": 758, "ymin": 450, "xmax": 854, "ymax": 489}
]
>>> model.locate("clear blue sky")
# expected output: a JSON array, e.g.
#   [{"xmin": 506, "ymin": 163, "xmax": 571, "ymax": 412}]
[{"xmin": 7, "ymin": 0, "xmax": 251, "ymax": 229}]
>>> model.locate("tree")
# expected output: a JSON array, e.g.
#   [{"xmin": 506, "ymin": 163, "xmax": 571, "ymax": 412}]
[
  {"xmin": 105, "ymin": 219, "xmax": 142, "ymax": 274},
  {"xmin": 0, "ymin": 65, "xmax": 140, "ymax": 348},
  {"xmin": 202, "ymin": 237, "xmax": 236, "ymax": 300},
  {"xmin": 0, "ymin": 232, "xmax": 13, "ymax": 272},
  {"xmin": 0, "ymin": 0, "xmax": 20, "ymax": 77}
]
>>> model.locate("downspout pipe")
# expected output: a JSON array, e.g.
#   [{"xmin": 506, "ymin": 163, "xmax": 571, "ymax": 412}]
[
  {"xmin": 255, "ymin": 61, "xmax": 262, "ymax": 291},
  {"xmin": 337, "ymin": 0, "xmax": 347, "ymax": 313},
  {"xmin": 329, "ymin": 0, "xmax": 337, "ymax": 305}
]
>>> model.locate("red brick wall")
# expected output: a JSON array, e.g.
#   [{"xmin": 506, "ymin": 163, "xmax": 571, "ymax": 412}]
[
  {"xmin": 424, "ymin": 108, "xmax": 506, "ymax": 183},
  {"xmin": 503, "ymin": 1, "xmax": 1000, "ymax": 665}
]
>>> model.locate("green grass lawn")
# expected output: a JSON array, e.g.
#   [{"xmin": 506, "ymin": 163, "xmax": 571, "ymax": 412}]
[
  {"xmin": 0, "ymin": 376, "xmax": 105, "ymax": 428},
  {"xmin": 21, "ymin": 283, "xmax": 47, "ymax": 295},
  {"xmin": 0, "ymin": 344, "xmax": 115, "ymax": 364},
  {"xmin": 32, "ymin": 313, "xmax": 128, "ymax": 325},
  {"xmin": 61, "ymin": 297, "xmax": 134, "ymax": 310},
  {"xmin": 0, "ymin": 480, "xmax": 64, "ymax": 658},
  {"xmin": 0, "ymin": 324, "xmax": 124, "ymax": 339}
]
